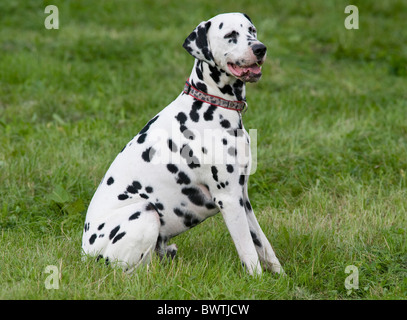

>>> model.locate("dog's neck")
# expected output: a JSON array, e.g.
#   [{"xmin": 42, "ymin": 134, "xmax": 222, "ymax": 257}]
[{"xmin": 187, "ymin": 59, "xmax": 246, "ymax": 102}]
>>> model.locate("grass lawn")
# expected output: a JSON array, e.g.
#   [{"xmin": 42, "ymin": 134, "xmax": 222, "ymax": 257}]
[{"xmin": 0, "ymin": 0, "xmax": 406, "ymax": 300}]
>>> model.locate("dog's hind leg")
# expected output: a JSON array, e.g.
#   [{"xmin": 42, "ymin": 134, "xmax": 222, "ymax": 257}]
[{"xmin": 82, "ymin": 201, "xmax": 161, "ymax": 272}]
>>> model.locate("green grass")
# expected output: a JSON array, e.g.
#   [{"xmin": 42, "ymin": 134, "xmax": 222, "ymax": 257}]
[{"xmin": 1, "ymin": 0, "xmax": 407, "ymax": 299}]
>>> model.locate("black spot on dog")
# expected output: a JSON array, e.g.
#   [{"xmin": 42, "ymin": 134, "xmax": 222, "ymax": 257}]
[
  {"xmin": 98, "ymin": 223, "xmax": 105, "ymax": 230},
  {"xmin": 205, "ymin": 201, "xmax": 216, "ymax": 210},
  {"xmin": 182, "ymin": 187, "xmax": 205, "ymax": 206},
  {"xmin": 118, "ymin": 194, "xmax": 129, "ymax": 201},
  {"xmin": 146, "ymin": 203, "xmax": 156, "ymax": 211},
  {"xmin": 239, "ymin": 197, "xmax": 244, "ymax": 207},
  {"xmin": 221, "ymin": 119, "xmax": 231, "ymax": 128},
  {"xmin": 107, "ymin": 177, "xmax": 114, "ymax": 185},
  {"xmin": 139, "ymin": 115, "xmax": 159, "ymax": 135},
  {"xmin": 218, "ymin": 200, "xmax": 224, "ymax": 209},
  {"xmin": 89, "ymin": 234, "xmax": 97, "ymax": 245},
  {"xmin": 183, "ymin": 128, "xmax": 196, "ymax": 140},
  {"xmin": 239, "ymin": 175, "xmax": 245, "ymax": 186},
  {"xmin": 245, "ymin": 200, "xmax": 252, "ymax": 211},
  {"xmin": 204, "ymin": 105, "xmax": 217, "ymax": 121},
  {"xmin": 219, "ymin": 22, "xmax": 223, "ymax": 29},
  {"xmin": 109, "ymin": 225, "xmax": 120, "ymax": 240},
  {"xmin": 112, "ymin": 231, "xmax": 126, "ymax": 244},
  {"xmin": 140, "ymin": 193, "xmax": 149, "ymax": 199},
  {"xmin": 190, "ymin": 100, "xmax": 203, "ymax": 122},
  {"xmin": 168, "ymin": 139, "xmax": 178, "ymax": 152},
  {"xmin": 137, "ymin": 133, "xmax": 147, "ymax": 144},
  {"xmin": 155, "ymin": 202, "xmax": 164, "ymax": 211},
  {"xmin": 219, "ymin": 84, "xmax": 234, "ymax": 96},
  {"xmin": 211, "ymin": 166, "xmax": 219, "ymax": 182},
  {"xmin": 167, "ymin": 163, "xmax": 179, "ymax": 174},
  {"xmin": 209, "ymin": 64, "xmax": 222, "ymax": 83},
  {"xmin": 127, "ymin": 181, "xmax": 142, "ymax": 194},
  {"xmin": 226, "ymin": 164, "xmax": 234, "ymax": 173},
  {"xmin": 142, "ymin": 147, "xmax": 156, "ymax": 162},
  {"xmin": 228, "ymin": 147, "xmax": 237, "ymax": 156},
  {"xmin": 195, "ymin": 61, "xmax": 204, "ymax": 80},
  {"xmin": 233, "ymin": 80, "xmax": 244, "ymax": 101},
  {"xmin": 173, "ymin": 208, "xmax": 184, "ymax": 217},
  {"xmin": 174, "ymin": 207, "xmax": 200, "ymax": 227},
  {"xmin": 183, "ymin": 211, "xmax": 200, "ymax": 227},
  {"xmin": 129, "ymin": 212, "xmax": 141, "ymax": 221},
  {"xmin": 177, "ymin": 171, "xmax": 191, "ymax": 185},
  {"xmin": 180, "ymin": 144, "xmax": 200, "ymax": 169},
  {"xmin": 250, "ymin": 231, "xmax": 262, "ymax": 247},
  {"xmin": 195, "ymin": 82, "xmax": 207, "ymax": 93},
  {"xmin": 176, "ymin": 112, "xmax": 187, "ymax": 124},
  {"xmin": 176, "ymin": 112, "xmax": 188, "ymax": 132},
  {"xmin": 227, "ymin": 128, "xmax": 244, "ymax": 137}
]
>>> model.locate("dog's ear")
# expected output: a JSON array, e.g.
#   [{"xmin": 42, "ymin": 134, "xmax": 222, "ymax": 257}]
[
  {"xmin": 243, "ymin": 13, "xmax": 252, "ymax": 23},
  {"xmin": 183, "ymin": 20, "xmax": 215, "ymax": 66}
]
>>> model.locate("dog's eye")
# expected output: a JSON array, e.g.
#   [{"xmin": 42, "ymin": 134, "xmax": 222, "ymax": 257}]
[
  {"xmin": 248, "ymin": 27, "xmax": 257, "ymax": 35},
  {"xmin": 224, "ymin": 31, "xmax": 239, "ymax": 39}
]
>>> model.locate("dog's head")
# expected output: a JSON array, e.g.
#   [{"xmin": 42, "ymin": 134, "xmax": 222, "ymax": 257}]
[{"xmin": 183, "ymin": 13, "xmax": 267, "ymax": 83}]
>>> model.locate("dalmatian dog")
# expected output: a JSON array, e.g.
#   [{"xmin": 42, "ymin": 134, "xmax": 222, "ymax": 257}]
[{"xmin": 82, "ymin": 12, "xmax": 282, "ymax": 275}]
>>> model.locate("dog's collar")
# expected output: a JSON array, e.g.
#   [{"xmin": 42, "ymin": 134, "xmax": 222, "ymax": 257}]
[{"xmin": 183, "ymin": 80, "xmax": 248, "ymax": 114}]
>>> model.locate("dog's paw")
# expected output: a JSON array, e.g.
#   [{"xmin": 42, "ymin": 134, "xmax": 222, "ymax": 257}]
[{"xmin": 165, "ymin": 244, "xmax": 178, "ymax": 259}]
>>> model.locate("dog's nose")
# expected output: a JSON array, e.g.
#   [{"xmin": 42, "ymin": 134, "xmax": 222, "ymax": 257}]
[{"xmin": 252, "ymin": 43, "xmax": 267, "ymax": 59}]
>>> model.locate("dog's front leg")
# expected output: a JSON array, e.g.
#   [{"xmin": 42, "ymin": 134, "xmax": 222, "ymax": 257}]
[
  {"xmin": 220, "ymin": 202, "xmax": 262, "ymax": 276},
  {"xmin": 246, "ymin": 206, "xmax": 283, "ymax": 274},
  {"xmin": 242, "ymin": 183, "xmax": 283, "ymax": 274}
]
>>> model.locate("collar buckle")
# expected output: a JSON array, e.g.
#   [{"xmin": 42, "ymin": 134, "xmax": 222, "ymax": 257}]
[{"xmin": 241, "ymin": 101, "xmax": 248, "ymax": 115}]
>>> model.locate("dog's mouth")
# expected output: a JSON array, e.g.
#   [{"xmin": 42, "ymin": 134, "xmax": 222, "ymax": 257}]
[{"xmin": 227, "ymin": 61, "xmax": 263, "ymax": 82}]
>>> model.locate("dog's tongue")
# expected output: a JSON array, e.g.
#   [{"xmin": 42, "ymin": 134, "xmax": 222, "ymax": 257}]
[{"xmin": 228, "ymin": 63, "xmax": 261, "ymax": 77}]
